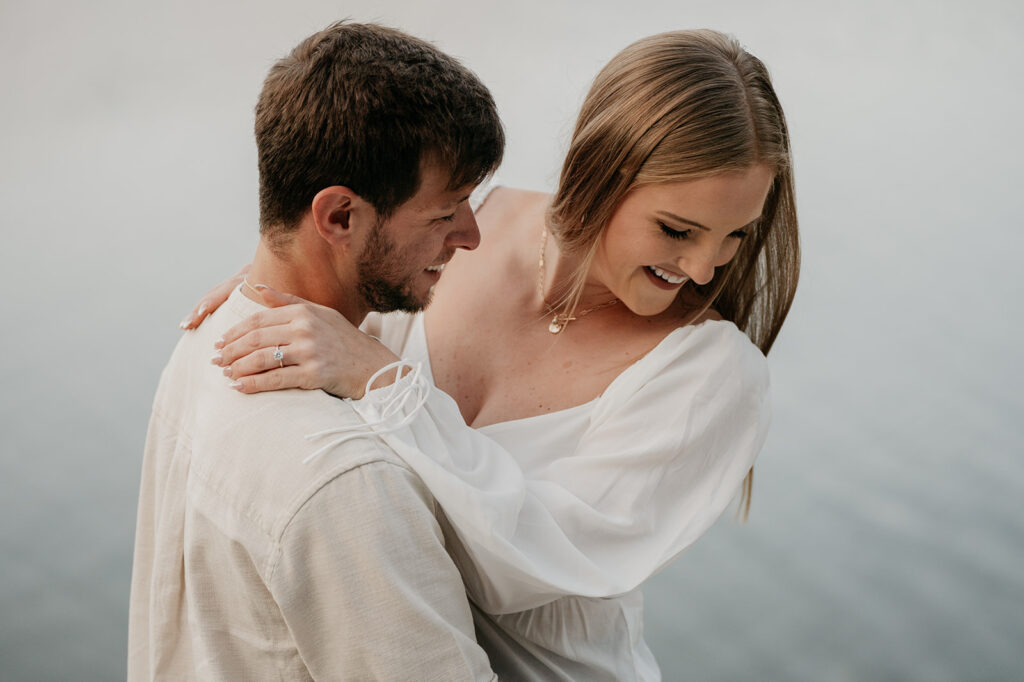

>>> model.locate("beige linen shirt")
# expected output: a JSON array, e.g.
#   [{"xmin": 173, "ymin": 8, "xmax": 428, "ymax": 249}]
[{"xmin": 128, "ymin": 288, "xmax": 495, "ymax": 681}]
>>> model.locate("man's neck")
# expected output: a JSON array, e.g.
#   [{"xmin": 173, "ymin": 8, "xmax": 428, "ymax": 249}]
[{"xmin": 243, "ymin": 232, "xmax": 367, "ymax": 326}]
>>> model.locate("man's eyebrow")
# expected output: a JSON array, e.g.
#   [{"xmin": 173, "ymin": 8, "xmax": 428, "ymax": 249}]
[
  {"xmin": 435, "ymin": 194, "xmax": 472, "ymax": 213},
  {"xmin": 656, "ymin": 211, "xmax": 710, "ymax": 231}
]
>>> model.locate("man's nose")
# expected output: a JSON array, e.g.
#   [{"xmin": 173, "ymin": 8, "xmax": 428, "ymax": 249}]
[{"xmin": 446, "ymin": 203, "xmax": 481, "ymax": 251}]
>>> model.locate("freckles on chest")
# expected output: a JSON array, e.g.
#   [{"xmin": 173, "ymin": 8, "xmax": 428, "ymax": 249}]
[
  {"xmin": 426, "ymin": 318, "xmax": 640, "ymax": 427},
  {"xmin": 425, "ymin": 324, "xmax": 527, "ymax": 420}
]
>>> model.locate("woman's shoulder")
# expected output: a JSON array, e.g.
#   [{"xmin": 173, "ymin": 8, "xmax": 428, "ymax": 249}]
[
  {"xmin": 587, "ymin": 316, "xmax": 770, "ymax": 451},
  {"xmin": 657, "ymin": 298, "xmax": 758, "ymax": 366},
  {"xmin": 640, "ymin": 299, "xmax": 761, "ymax": 369},
  {"xmin": 475, "ymin": 186, "xmax": 550, "ymax": 237},
  {"xmin": 473, "ymin": 181, "xmax": 550, "ymax": 211},
  {"xmin": 607, "ymin": 319, "xmax": 768, "ymax": 408},
  {"xmin": 671, "ymin": 319, "xmax": 767, "ymax": 374}
]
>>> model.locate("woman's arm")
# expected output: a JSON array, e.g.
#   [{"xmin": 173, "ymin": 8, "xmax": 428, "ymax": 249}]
[
  {"xmin": 209, "ymin": 295, "xmax": 769, "ymax": 613},
  {"xmin": 341, "ymin": 321, "xmax": 770, "ymax": 613},
  {"xmin": 212, "ymin": 287, "xmax": 402, "ymax": 398}
]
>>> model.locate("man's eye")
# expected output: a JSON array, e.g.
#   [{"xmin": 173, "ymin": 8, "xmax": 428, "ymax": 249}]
[
  {"xmin": 437, "ymin": 213, "xmax": 457, "ymax": 223},
  {"xmin": 659, "ymin": 222, "xmax": 690, "ymax": 240}
]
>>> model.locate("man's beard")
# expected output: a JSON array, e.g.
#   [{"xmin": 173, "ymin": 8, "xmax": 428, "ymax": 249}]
[{"xmin": 356, "ymin": 220, "xmax": 433, "ymax": 314}]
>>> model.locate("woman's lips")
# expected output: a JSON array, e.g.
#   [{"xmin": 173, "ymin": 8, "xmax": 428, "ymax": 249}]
[{"xmin": 644, "ymin": 265, "xmax": 688, "ymax": 289}]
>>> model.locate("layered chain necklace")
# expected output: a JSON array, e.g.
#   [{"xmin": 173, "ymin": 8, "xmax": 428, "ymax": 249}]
[{"xmin": 538, "ymin": 226, "xmax": 619, "ymax": 334}]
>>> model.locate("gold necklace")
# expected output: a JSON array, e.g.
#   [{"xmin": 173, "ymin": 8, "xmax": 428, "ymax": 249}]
[{"xmin": 538, "ymin": 226, "xmax": 618, "ymax": 334}]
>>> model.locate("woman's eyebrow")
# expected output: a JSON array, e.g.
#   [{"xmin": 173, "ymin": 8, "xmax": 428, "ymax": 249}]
[
  {"xmin": 656, "ymin": 211, "xmax": 710, "ymax": 231},
  {"xmin": 657, "ymin": 211, "xmax": 761, "ymax": 231}
]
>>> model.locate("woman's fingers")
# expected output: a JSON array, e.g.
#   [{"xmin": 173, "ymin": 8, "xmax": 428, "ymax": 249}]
[
  {"xmin": 214, "ymin": 323, "xmax": 296, "ymax": 367},
  {"xmin": 252, "ymin": 284, "xmax": 308, "ymax": 309},
  {"xmin": 209, "ymin": 293, "xmax": 387, "ymax": 399},
  {"xmin": 180, "ymin": 301, "xmax": 210, "ymax": 331},
  {"xmin": 221, "ymin": 341, "xmax": 313, "ymax": 380},
  {"xmin": 228, "ymin": 367, "xmax": 308, "ymax": 394},
  {"xmin": 181, "ymin": 265, "xmax": 250, "ymax": 330},
  {"xmin": 216, "ymin": 305, "xmax": 312, "ymax": 349}
]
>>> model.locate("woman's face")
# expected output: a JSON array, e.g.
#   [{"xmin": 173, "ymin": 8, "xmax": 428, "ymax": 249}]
[{"xmin": 590, "ymin": 164, "xmax": 774, "ymax": 317}]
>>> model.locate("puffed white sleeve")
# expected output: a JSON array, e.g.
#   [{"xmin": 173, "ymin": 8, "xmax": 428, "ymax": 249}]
[{"xmin": 323, "ymin": 322, "xmax": 770, "ymax": 614}]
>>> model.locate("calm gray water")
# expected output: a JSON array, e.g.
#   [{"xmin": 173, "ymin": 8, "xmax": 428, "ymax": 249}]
[{"xmin": 2, "ymin": 1, "xmax": 1022, "ymax": 680}]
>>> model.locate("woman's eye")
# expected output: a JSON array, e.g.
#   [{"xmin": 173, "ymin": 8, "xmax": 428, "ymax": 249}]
[
  {"xmin": 658, "ymin": 222, "xmax": 690, "ymax": 240},
  {"xmin": 730, "ymin": 229, "xmax": 749, "ymax": 239},
  {"xmin": 438, "ymin": 213, "xmax": 457, "ymax": 223}
]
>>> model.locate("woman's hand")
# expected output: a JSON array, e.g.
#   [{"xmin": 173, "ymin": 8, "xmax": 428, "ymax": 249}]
[
  {"xmin": 211, "ymin": 285, "xmax": 401, "ymax": 399},
  {"xmin": 180, "ymin": 265, "xmax": 250, "ymax": 330}
]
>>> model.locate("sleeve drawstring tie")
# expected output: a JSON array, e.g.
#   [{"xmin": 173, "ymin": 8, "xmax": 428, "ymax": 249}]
[{"xmin": 302, "ymin": 361, "xmax": 430, "ymax": 464}]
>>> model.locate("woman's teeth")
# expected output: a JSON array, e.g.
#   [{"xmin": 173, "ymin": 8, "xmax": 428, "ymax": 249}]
[
  {"xmin": 425, "ymin": 264, "xmax": 445, "ymax": 272},
  {"xmin": 647, "ymin": 266, "xmax": 687, "ymax": 285}
]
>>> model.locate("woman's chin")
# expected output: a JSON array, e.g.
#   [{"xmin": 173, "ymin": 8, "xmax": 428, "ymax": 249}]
[{"xmin": 620, "ymin": 295, "xmax": 677, "ymax": 319}]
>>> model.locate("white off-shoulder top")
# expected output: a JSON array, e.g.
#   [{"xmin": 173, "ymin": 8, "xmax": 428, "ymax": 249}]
[{"xmin": 335, "ymin": 309, "xmax": 771, "ymax": 681}]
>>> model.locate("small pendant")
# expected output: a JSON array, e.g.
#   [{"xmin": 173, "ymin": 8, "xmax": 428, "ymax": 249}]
[{"xmin": 548, "ymin": 314, "xmax": 571, "ymax": 334}]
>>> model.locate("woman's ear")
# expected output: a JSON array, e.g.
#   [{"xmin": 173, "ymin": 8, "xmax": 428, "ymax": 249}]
[{"xmin": 310, "ymin": 186, "xmax": 375, "ymax": 247}]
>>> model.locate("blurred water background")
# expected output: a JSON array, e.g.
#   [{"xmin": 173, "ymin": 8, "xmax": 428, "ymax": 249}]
[{"xmin": 1, "ymin": 0, "xmax": 1022, "ymax": 679}]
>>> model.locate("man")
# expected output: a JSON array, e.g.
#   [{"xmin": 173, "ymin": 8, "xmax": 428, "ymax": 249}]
[{"xmin": 128, "ymin": 22, "xmax": 503, "ymax": 680}]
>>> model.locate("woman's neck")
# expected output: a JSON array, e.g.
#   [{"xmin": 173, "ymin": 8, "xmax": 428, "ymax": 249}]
[{"xmin": 538, "ymin": 225, "xmax": 616, "ymax": 313}]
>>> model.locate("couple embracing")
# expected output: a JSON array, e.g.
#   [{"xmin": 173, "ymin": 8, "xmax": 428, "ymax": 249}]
[{"xmin": 129, "ymin": 19, "xmax": 798, "ymax": 681}]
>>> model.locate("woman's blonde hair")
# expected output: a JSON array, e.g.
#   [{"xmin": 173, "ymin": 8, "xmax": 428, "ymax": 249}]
[{"xmin": 548, "ymin": 30, "xmax": 801, "ymax": 516}]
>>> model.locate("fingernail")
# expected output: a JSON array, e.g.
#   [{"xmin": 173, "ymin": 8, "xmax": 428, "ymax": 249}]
[
  {"xmin": 179, "ymin": 316, "xmax": 192, "ymax": 329},
  {"xmin": 197, "ymin": 303, "xmax": 208, "ymax": 317},
  {"xmin": 210, "ymin": 352, "xmax": 222, "ymax": 365},
  {"xmin": 214, "ymin": 338, "xmax": 225, "ymax": 349},
  {"xmin": 229, "ymin": 381, "xmax": 243, "ymax": 390},
  {"xmin": 253, "ymin": 284, "xmax": 268, "ymax": 291},
  {"xmin": 222, "ymin": 366, "xmax": 232, "ymax": 378}
]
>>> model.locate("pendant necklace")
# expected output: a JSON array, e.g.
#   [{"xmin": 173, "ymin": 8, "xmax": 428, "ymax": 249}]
[{"xmin": 538, "ymin": 226, "xmax": 618, "ymax": 334}]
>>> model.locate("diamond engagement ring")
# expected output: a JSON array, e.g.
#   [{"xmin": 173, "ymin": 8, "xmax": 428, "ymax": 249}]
[{"xmin": 273, "ymin": 345, "xmax": 284, "ymax": 368}]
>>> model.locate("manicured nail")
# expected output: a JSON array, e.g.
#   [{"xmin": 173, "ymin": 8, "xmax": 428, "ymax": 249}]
[
  {"xmin": 253, "ymin": 284, "xmax": 268, "ymax": 291},
  {"xmin": 179, "ymin": 316, "xmax": 192, "ymax": 329},
  {"xmin": 197, "ymin": 303, "xmax": 208, "ymax": 317},
  {"xmin": 229, "ymin": 381, "xmax": 243, "ymax": 390},
  {"xmin": 214, "ymin": 338, "xmax": 225, "ymax": 349},
  {"xmin": 210, "ymin": 352, "xmax": 222, "ymax": 365}
]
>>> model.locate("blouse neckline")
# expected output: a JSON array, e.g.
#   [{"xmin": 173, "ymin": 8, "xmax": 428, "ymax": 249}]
[{"xmin": 412, "ymin": 312, "xmax": 737, "ymax": 431}]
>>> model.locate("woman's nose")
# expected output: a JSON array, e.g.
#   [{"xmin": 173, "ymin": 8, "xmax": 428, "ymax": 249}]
[{"xmin": 677, "ymin": 250, "xmax": 717, "ymax": 286}]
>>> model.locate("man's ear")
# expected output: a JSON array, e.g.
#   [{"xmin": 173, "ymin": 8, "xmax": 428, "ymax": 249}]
[{"xmin": 310, "ymin": 186, "xmax": 375, "ymax": 247}]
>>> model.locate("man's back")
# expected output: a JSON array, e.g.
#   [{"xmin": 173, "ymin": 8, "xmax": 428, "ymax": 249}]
[{"xmin": 128, "ymin": 287, "xmax": 493, "ymax": 681}]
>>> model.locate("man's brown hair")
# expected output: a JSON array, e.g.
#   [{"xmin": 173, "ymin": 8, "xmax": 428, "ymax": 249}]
[{"xmin": 255, "ymin": 21, "xmax": 504, "ymax": 238}]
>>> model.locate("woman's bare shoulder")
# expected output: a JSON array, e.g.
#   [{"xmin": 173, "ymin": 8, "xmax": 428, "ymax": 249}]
[
  {"xmin": 479, "ymin": 185, "xmax": 550, "ymax": 208},
  {"xmin": 476, "ymin": 186, "xmax": 551, "ymax": 238}
]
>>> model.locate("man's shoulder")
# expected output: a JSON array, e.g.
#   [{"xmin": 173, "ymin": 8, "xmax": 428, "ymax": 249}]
[
  {"xmin": 150, "ymin": 303, "xmax": 419, "ymax": 538},
  {"xmin": 186, "ymin": 385, "xmax": 416, "ymax": 532}
]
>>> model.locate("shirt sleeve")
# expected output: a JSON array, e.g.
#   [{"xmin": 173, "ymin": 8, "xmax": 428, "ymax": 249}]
[
  {"xmin": 268, "ymin": 458, "xmax": 496, "ymax": 681},
  {"xmin": 346, "ymin": 322, "xmax": 771, "ymax": 614}
]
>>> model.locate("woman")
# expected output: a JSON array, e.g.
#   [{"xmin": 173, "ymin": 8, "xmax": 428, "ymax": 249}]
[{"xmin": 186, "ymin": 30, "xmax": 799, "ymax": 680}]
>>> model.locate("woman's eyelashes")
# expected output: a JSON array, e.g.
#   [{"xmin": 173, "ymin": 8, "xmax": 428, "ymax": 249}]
[
  {"xmin": 657, "ymin": 221, "xmax": 750, "ymax": 240},
  {"xmin": 658, "ymin": 221, "xmax": 690, "ymax": 240}
]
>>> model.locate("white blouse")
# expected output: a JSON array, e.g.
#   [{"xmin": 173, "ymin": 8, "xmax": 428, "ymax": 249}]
[{"xmin": 332, "ymin": 310, "xmax": 771, "ymax": 680}]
